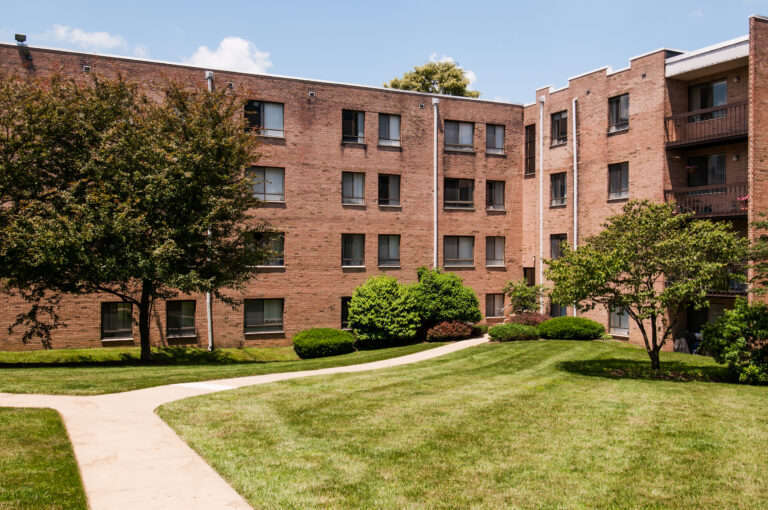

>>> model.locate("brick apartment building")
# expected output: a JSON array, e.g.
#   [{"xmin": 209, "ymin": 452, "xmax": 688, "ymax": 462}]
[{"xmin": 0, "ymin": 15, "xmax": 766, "ymax": 350}]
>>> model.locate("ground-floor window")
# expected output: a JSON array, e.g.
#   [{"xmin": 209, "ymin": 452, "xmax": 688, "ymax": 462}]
[
  {"xmin": 341, "ymin": 296, "xmax": 352, "ymax": 329},
  {"xmin": 550, "ymin": 302, "xmax": 567, "ymax": 317},
  {"xmin": 244, "ymin": 298, "xmax": 284, "ymax": 334},
  {"xmin": 609, "ymin": 306, "xmax": 629, "ymax": 336},
  {"xmin": 101, "ymin": 302, "xmax": 133, "ymax": 340},
  {"xmin": 486, "ymin": 293, "xmax": 505, "ymax": 318},
  {"xmin": 166, "ymin": 300, "xmax": 196, "ymax": 338}
]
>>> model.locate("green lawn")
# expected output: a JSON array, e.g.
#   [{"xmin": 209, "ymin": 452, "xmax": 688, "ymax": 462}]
[
  {"xmin": 159, "ymin": 340, "xmax": 768, "ymax": 510},
  {"xmin": 0, "ymin": 408, "xmax": 87, "ymax": 510},
  {"xmin": 0, "ymin": 343, "xmax": 443, "ymax": 395}
]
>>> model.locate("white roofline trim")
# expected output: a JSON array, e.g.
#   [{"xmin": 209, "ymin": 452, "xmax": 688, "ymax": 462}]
[{"xmin": 665, "ymin": 35, "xmax": 748, "ymax": 64}]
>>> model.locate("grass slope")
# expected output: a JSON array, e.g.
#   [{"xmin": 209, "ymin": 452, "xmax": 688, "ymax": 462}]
[
  {"xmin": 0, "ymin": 343, "xmax": 442, "ymax": 395},
  {"xmin": 0, "ymin": 408, "xmax": 87, "ymax": 510},
  {"xmin": 159, "ymin": 340, "xmax": 768, "ymax": 510}
]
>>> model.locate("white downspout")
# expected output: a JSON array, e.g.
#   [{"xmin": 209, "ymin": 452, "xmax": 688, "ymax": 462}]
[
  {"xmin": 538, "ymin": 96, "xmax": 545, "ymax": 313},
  {"xmin": 572, "ymin": 97, "xmax": 579, "ymax": 317},
  {"xmin": 432, "ymin": 97, "xmax": 440, "ymax": 268},
  {"xmin": 205, "ymin": 70, "xmax": 215, "ymax": 351}
]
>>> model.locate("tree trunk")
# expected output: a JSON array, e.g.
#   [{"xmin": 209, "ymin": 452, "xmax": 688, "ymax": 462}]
[
  {"xmin": 650, "ymin": 314, "xmax": 660, "ymax": 371},
  {"xmin": 649, "ymin": 348, "xmax": 661, "ymax": 370},
  {"xmin": 138, "ymin": 280, "xmax": 153, "ymax": 362}
]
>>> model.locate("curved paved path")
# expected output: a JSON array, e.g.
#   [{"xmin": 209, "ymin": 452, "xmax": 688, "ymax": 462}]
[{"xmin": 0, "ymin": 336, "xmax": 488, "ymax": 510}]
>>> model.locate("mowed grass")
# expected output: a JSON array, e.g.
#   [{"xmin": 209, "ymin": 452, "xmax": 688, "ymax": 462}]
[
  {"xmin": 0, "ymin": 408, "xmax": 87, "ymax": 510},
  {"xmin": 159, "ymin": 340, "xmax": 768, "ymax": 510},
  {"xmin": 0, "ymin": 343, "xmax": 443, "ymax": 395}
]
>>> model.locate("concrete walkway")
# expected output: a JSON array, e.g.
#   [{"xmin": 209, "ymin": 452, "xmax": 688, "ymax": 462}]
[{"xmin": 0, "ymin": 336, "xmax": 488, "ymax": 510}]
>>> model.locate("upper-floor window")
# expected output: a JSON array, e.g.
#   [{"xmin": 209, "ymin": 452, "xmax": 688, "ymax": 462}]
[
  {"xmin": 244, "ymin": 298, "xmax": 284, "ymax": 334},
  {"xmin": 608, "ymin": 162, "xmax": 629, "ymax": 200},
  {"xmin": 687, "ymin": 154, "xmax": 725, "ymax": 187},
  {"xmin": 608, "ymin": 94, "xmax": 629, "ymax": 133},
  {"xmin": 445, "ymin": 120, "xmax": 474, "ymax": 151},
  {"xmin": 249, "ymin": 166, "xmax": 285, "ymax": 202},
  {"xmin": 342, "ymin": 172, "xmax": 365, "ymax": 205},
  {"xmin": 486, "ymin": 293, "xmax": 505, "ymax": 318},
  {"xmin": 550, "ymin": 234, "xmax": 567, "ymax": 260},
  {"xmin": 445, "ymin": 178, "xmax": 474, "ymax": 209},
  {"xmin": 486, "ymin": 124, "xmax": 505, "ymax": 154},
  {"xmin": 444, "ymin": 236, "xmax": 474, "ymax": 267},
  {"xmin": 378, "ymin": 174, "xmax": 400, "ymax": 206},
  {"xmin": 379, "ymin": 114, "xmax": 401, "ymax": 147},
  {"xmin": 525, "ymin": 124, "xmax": 536, "ymax": 176},
  {"xmin": 342, "ymin": 234, "xmax": 365, "ymax": 267},
  {"xmin": 609, "ymin": 306, "xmax": 630, "ymax": 336},
  {"xmin": 342, "ymin": 110, "xmax": 365, "ymax": 143},
  {"xmin": 255, "ymin": 232, "xmax": 285, "ymax": 267},
  {"xmin": 166, "ymin": 300, "xmax": 196, "ymax": 338},
  {"xmin": 486, "ymin": 236, "xmax": 505, "ymax": 267},
  {"xmin": 689, "ymin": 79, "xmax": 727, "ymax": 121},
  {"xmin": 486, "ymin": 180, "xmax": 505, "ymax": 211},
  {"xmin": 551, "ymin": 172, "xmax": 567, "ymax": 206},
  {"xmin": 551, "ymin": 110, "xmax": 567, "ymax": 146},
  {"xmin": 101, "ymin": 302, "xmax": 132, "ymax": 340},
  {"xmin": 244, "ymin": 101, "xmax": 284, "ymax": 137},
  {"xmin": 378, "ymin": 234, "xmax": 401, "ymax": 267}
]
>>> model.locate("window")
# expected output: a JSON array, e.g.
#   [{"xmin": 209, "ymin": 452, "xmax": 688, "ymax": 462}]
[
  {"xmin": 689, "ymin": 80, "xmax": 727, "ymax": 121},
  {"xmin": 101, "ymin": 302, "xmax": 132, "ymax": 340},
  {"xmin": 445, "ymin": 120, "xmax": 474, "ymax": 151},
  {"xmin": 486, "ymin": 124, "xmax": 505, "ymax": 154},
  {"xmin": 445, "ymin": 178, "xmax": 474, "ymax": 208},
  {"xmin": 342, "ymin": 172, "xmax": 365, "ymax": 205},
  {"xmin": 342, "ymin": 234, "xmax": 365, "ymax": 266},
  {"xmin": 251, "ymin": 232, "xmax": 285, "ymax": 266},
  {"xmin": 550, "ymin": 234, "xmax": 567, "ymax": 260},
  {"xmin": 486, "ymin": 293, "xmax": 505, "ymax": 318},
  {"xmin": 379, "ymin": 114, "xmax": 401, "ymax": 147},
  {"xmin": 486, "ymin": 236, "xmax": 505, "ymax": 266},
  {"xmin": 249, "ymin": 167, "xmax": 285, "ymax": 202},
  {"xmin": 378, "ymin": 174, "xmax": 401, "ymax": 206},
  {"xmin": 166, "ymin": 300, "xmax": 196, "ymax": 338},
  {"xmin": 523, "ymin": 267, "xmax": 536, "ymax": 286},
  {"xmin": 444, "ymin": 236, "xmax": 474, "ymax": 266},
  {"xmin": 608, "ymin": 162, "xmax": 629, "ymax": 200},
  {"xmin": 525, "ymin": 124, "xmax": 536, "ymax": 176},
  {"xmin": 608, "ymin": 94, "xmax": 629, "ymax": 133},
  {"xmin": 244, "ymin": 298, "xmax": 284, "ymax": 334},
  {"xmin": 342, "ymin": 110, "xmax": 365, "ymax": 143},
  {"xmin": 609, "ymin": 306, "xmax": 630, "ymax": 336},
  {"xmin": 551, "ymin": 110, "xmax": 567, "ymax": 146},
  {"xmin": 551, "ymin": 172, "xmax": 567, "ymax": 206},
  {"xmin": 378, "ymin": 235, "xmax": 400, "ymax": 267},
  {"xmin": 486, "ymin": 180, "xmax": 505, "ymax": 210},
  {"xmin": 550, "ymin": 302, "xmax": 567, "ymax": 317},
  {"xmin": 244, "ymin": 101, "xmax": 284, "ymax": 137},
  {"xmin": 687, "ymin": 154, "xmax": 726, "ymax": 187},
  {"xmin": 341, "ymin": 297, "xmax": 352, "ymax": 329}
]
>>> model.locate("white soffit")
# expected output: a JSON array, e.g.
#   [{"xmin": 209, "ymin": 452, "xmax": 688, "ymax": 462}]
[{"xmin": 665, "ymin": 35, "xmax": 749, "ymax": 77}]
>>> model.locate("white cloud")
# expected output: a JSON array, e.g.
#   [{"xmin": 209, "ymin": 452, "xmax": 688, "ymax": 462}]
[
  {"xmin": 48, "ymin": 24, "xmax": 125, "ymax": 50},
  {"xmin": 184, "ymin": 37, "xmax": 272, "ymax": 74},
  {"xmin": 429, "ymin": 53, "xmax": 477, "ymax": 87}
]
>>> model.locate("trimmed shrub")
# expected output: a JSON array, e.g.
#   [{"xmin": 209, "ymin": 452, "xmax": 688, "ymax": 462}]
[
  {"xmin": 426, "ymin": 321, "xmax": 473, "ymax": 342},
  {"xmin": 503, "ymin": 279, "xmax": 547, "ymax": 314},
  {"xmin": 293, "ymin": 328, "xmax": 356, "ymax": 359},
  {"xmin": 471, "ymin": 324, "xmax": 489, "ymax": 337},
  {"xmin": 507, "ymin": 312, "xmax": 550, "ymax": 327},
  {"xmin": 411, "ymin": 267, "xmax": 482, "ymax": 329},
  {"xmin": 538, "ymin": 317, "xmax": 604, "ymax": 340},
  {"xmin": 489, "ymin": 323, "xmax": 539, "ymax": 342},
  {"xmin": 701, "ymin": 299, "xmax": 768, "ymax": 385},
  {"xmin": 348, "ymin": 276, "xmax": 421, "ymax": 349}
]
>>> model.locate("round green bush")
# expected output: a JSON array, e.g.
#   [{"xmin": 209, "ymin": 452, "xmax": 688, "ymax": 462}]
[
  {"xmin": 410, "ymin": 267, "xmax": 482, "ymax": 329},
  {"xmin": 537, "ymin": 316, "xmax": 605, "ymax": 340},
  {"xmin": 292, "ymin": 328, "xmax": 356, "ymax": 359},
  {"xmin": 348, "ymin": 276, "xmax": 421, "ymax": 349},
  {"xmin": 489, "ymin": 323, "xmax": 539, "ymax": 342}
]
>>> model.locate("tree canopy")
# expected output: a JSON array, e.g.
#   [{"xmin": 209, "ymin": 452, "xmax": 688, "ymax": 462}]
[
  {"xmin": 385, "ymin": 61, "xmax": 480, "ymax": 97},
  {"xmin": 0, "ymin": 75, "xmax": 273, "ymax": 360},
  {"xmin": 546, "ymin": 201, "xmax": 747, "ymax": 369}
]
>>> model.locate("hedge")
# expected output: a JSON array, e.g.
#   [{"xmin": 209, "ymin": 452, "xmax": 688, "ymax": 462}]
[
  {"xmin": 293, "ymin": 328, "xmax": 356, "ymax": 359},
  {"xmin": 537, "ymin": 316, "xmax": 604, "ymax": 340},
  {"xmin": 426, "ymin": 321, "xmax": 473, "ymax": 342},
  {"xmin": 489, "ymin": 323, "xmax": 539, "ymax": 342}
]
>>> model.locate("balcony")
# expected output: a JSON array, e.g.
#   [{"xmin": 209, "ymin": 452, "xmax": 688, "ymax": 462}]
[
  {"xmin": 664, "ymin": 183, "xmax": 748, "ymax": 217},
  {"xmin": 665, "ymin": 101, "xmax": 747, "ymax": 148},
  {"xmin": 709, "ymin": 266, "xmax": 748, "ymax": 296}
]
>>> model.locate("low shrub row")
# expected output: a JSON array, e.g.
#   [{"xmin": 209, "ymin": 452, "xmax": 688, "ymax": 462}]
[
  {"xmin": 293, "ymin": 328, "xmax": 356, "ymax": 359},
  {"xmin": 489, "ymin": 323, "xmax": 538, "ymax": 342},
  {"xmin": 489, "ymin": 316, "xmax": 605, "ymax": 342}
]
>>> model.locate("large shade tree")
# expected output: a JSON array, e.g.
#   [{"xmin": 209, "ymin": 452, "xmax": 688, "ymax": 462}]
[
  {"xmin": 0, "ymin": 75, "xmax": 274, "ymax": 360},
  {"xmin": 546, "ymin": 201, "xmax": 747, "ymax": 369},
  {"xmin": 385, "ymin": 61, "xmax": 479, "ymax": 97}
]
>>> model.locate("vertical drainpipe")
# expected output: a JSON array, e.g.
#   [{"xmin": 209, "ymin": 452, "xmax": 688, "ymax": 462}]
[
  {"xmin": 572, "ymin": 97, "xmax": 579, "ymax": 317},
  {"xmin": 538, "ymin": 96, "xmax": 545, "ymax": 313},
  {"xmin": 205, "ymin": 71, "xmax": 215, "ymax": 351},
  {"xmin": 432, "ymin": 97, "xmax": 440, "ymax": 268}
]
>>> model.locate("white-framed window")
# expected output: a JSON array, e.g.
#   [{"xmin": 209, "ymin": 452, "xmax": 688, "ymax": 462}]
[
  {"xmin": 609, "ymin": 306, "xmax": 630, "ymax": 336},
  {"xmin": 342, "ymin": 172, "xmax": 365, "ymax": 205},
  {"xmin": 166, "ymin": 300, "xmax": 196, "ymax": 338},
  {"xmin": 249, "ymin": 166, "xmax": 285, "ymax": 202},
  {"xmin": 608, "ymin": 162, "xmax": 629, "ymax": 200},
  {"xmin": 445, "ymin": 178, "xmax": 474, "ymax": 208},
  {"xmin": 445, "ymin": 120, "xmax": 474, "ymax": 151},
  {"xmin": 378, "ymin": 174, "xmax": 400, "ymax": 206},
  {"xmin": 486, "ymin": 236, "xmax": 505, "ymax": 266},
  {"xmin": 486, "ymin": 293, "xmax": 505, "ymax": 318},
  {"xmin": 378, "ymin": 235, "xmax": 400, "ymax": 267},
  {"xmin": 101, "ymin": 302, "xmax": 132, "ymax": 340},
  {"xmin": 244, "ymin": 298, "xmax": 284, "ymax": 334},
  {"xmin": 444, "ymin": 236, "xmax": 474, "ymax": 266},
  {"xmin": 342, "ymin": 110, "xmax": 365, "ymax": 143},
  {"xmin": 486, "ymin": 180, "xmax": 505, "ymax": 210},
  {"xmin": 244, "ymin": 101, "xmax": 284, "ymax": 137},
  {"xmin": 379, "ymin": 113, "xmax": 401, "ymax": 147},
  {"xmin": 486, "ymin": 124, "xmax": 505, "ymax": 154},
  {"xmin": 342, "ymin": 234, "xmax": 365, "ymax": 267}
]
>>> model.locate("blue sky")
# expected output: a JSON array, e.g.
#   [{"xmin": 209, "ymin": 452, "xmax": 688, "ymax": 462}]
[{"xmin": 2, "ymin": 0, "xmax": 766, "ymax": 103}]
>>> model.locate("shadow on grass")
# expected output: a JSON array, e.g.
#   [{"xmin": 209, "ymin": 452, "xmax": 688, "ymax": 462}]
[{"xmin": 557, "ymin": 358, "xmax": 736, "ymax": 384}]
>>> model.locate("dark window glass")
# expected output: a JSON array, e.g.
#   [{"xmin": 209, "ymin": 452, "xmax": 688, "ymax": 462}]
[
  {"xmin": 248, "ymin": 232, "xmax": 285, "ymax": 266},
  {"xmin": 166, "ymin": 300, "xmax": 196, "ymax": 337},
  {"xmin": 687, "ymin": 154, "xmax": 725, "ymax": 187},
  {"xmin": 550, "ymin": 234, "xmax": 567, "ymax": 260},
  {"xmin": 342, "ymin": 234, "xmax": 365, "ymax": 266},
  {"xmin": 101, "ymin": 302, "xmax": 132, "ymax": 340},
  {"xmin": 486, "ymin": 181, "xmax": 505, "ymax": 210},
  {"xmin": 486, "ymin": 293, "xmax": 505, "ymax": 318},
  {"xmin": 341, "ymin": 297, "xmax": 352, "ymax": 329},
  {"xmin": 608, "ymin": 94, "xmax": 629, "ymax": 132},
  {"xmin": 523, "ymin": 267, "xmax": 536, "ymax": 286},
  {"xmin": 688, "ymin": 80, "xmax": 727, "ymax": 121},
  {"xmin": 378, "ymin": 174, "xmax": 401, "ymax": 206},
  {"xmin": 445, "ymin": 178, "xmax": 474, "ymax": 208},
  {"xmin": 378, "ymin": 114, "xmax": 401, "ymax": 146},
  {"xmin": 244, "ymin": 299, "xmax": 284, "ymax": 333},
  {"xmin": 378, "ymin": 235, "xmax": 400, "ymax": 266},
  {"xmin": 444, "ymin": 236, "xmax": 474, "ymax": 266},
  {"xmin": 551, "ymin": 111, "xmax": 567, "ymax": 146},
  {"xmin": 486, "ymin": 236, "xmax": 505, "ymax": 266},
  {"xmin": 608, "ymin": 162, "xmax": 629, "ymax": 200},
  {"xmin": 249, "ymin": 167, "xmax": 285, "ymax": 202},
  {"xmin": 525, "ymin": 124, "xmax": 536, "ymax": 176},
  {"xmin": 551, "ymin": 173, "xmax": 567, "ymax": 206},
  {"xmin": 342, "ymin": 172, "xmax": 365, "ymax": 205},
  {"xmin": 244, "ymin": 101, "xmax": 284, "ymax": 137},
  {"xmin": 550, "ymin": 302, "xmax": 567, "ymax": 317},
  {"xmin": 486, "ymin": 124, "xmax": 505, "ymax": 154},
  {"xmin": 342, "ymin": 110, "xmax": 365, "ymax": 143},
  {"xmin": 445, "ymin": 121, "xmax": 474, "ymax": 150}
]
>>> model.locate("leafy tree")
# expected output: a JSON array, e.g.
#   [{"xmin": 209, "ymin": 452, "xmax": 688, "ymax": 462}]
[
  {"xmin": 546, "ymin": 201, "xmax": 747, "ymax": 370},
  {"xmin": 503, "ymin": 279, "xmax": 546, "ymax": 314},
  {"xmin": 0, "ymin": 75, "xmax": 273, "ymax": 360},
  {"xmin": 410, "ymin": 267, "xmax": 481, "ymax": 328},
  {"xmin": 385, "ymin": 61, "xmax": 480, "ymax": 97}
]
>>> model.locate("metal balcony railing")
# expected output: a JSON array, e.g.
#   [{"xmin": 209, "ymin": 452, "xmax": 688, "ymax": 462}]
[
  {"xmin": 664, "ymin": 183, "xmax": 748, "ymax": 217},
  {"xmin": 665, "ymin": 101, "xmax": 748, "ymax": 147}
]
